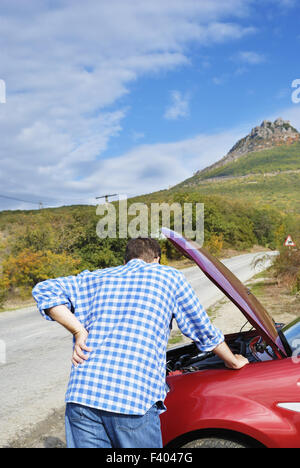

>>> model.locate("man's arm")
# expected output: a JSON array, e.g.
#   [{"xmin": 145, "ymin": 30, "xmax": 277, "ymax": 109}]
[
  {"xmin": 174, "ymin": 272, "xmax": 249, "ymax": 370},
  {"xmin": 47, "ymin": 305, "xmax": 92, "ymax": 367},
  {"xmin": 32, "ymin": 272, "xmax": 92, "ymax": 367},
  {"xmin": 213, "ymin": 341, "xmax": 249, "ymax": 370},
  {"xmin": 32, "ymin": 271, "xmax": 88, "ymax": 322}
]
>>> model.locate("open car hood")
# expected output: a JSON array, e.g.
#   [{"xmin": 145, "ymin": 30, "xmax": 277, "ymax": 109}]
[{"xmin": 162, "ymin": 227, "xmax": 286, "ymax": 356}]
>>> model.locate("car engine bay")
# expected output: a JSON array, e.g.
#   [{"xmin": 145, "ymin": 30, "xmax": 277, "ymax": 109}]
[{"xmin": 166, "ymin": 329, "xmax": 279, "ymax": 376}]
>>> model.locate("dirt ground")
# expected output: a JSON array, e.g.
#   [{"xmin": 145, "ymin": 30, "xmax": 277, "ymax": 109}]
[
  {"xmin": 5, "ymin": 273, "xmax": 299, "ymax": 449},
  {"xmin": 6, "ymin": 408, "xmax": 67, "ymax": 448},
  {"xmin": 210, "ymin": 275, "xmax": 300, "ymax": 335}
]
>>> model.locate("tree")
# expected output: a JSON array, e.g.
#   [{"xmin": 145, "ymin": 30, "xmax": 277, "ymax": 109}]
[{"xmin": 2, "ymin": 249, "xmax": 82, "ymax": 298}]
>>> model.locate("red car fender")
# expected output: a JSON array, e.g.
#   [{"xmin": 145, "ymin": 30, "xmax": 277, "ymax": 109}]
[
  {"xmin": 161, "ymin": 388, "xmax": 284, "ymax": 448},
  {"xmin": 161, "ymin": 360, "xmax": 300, "ymax": 448}
]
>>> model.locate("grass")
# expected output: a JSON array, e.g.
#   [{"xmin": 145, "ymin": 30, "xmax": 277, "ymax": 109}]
[
  {"xmin": 189, "ymin": 141, "xmax": 300, "ymax": 181},
  {"xmin": 0, "ymin": 298, "xmax": 35, "ymax": 313},
  {"xmin": 172, "ymin": 172, "xmax": 300, "ymax": 214},
  {"xmin": 162, "ymin": 141, "xmax": 300, "ymax": 215},
  {"xmin": 167, "ymin": 331, "xmax": 184, "ymax": 348},
  {"xmin": 206, "ymin": 298, "xmax": 228, "ymax": 321},
  {"xmin": 245, "ymin": 274, "xmax": 300, "ymax": 324},
  {"xmin": 132, "ymin": 168, "xmax": 300, "ymax": 216}
]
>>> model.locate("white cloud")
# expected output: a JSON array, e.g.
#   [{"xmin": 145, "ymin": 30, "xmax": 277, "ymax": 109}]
[
  {"xmin": 235, "ymin": 51, "xmax": 266, "ymax": 64},
  {"xmin": 212, "ymin": 75, "xmax": 228, "ymax": 85},
  {"xmin": 275, "ymin": 0, "xmax": 296, "ymax": 7},
  {"xmin": 0, "ymin": 0, "xmax": 257, "ymax": 209},
  {"xmin": 164, "ymin": 91, "xmax": 190, "ymax": 120},
  {"xmin": 66, "ymin": 126, "xmax": 247, "ymax": 198},
  {"xmin": 83, "ymin": 104, "xmax": 300, "ymax": 199},
  {"xmin": 131, "ymin": 131, "xmax": 145, "ymax": 142}
]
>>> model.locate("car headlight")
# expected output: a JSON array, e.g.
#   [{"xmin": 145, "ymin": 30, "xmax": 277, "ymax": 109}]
[{"xmin": 277, "ymin": 403, "xmax": 300, "ymax": 413}]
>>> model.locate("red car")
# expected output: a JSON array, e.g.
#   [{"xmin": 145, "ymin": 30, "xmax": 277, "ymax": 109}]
[{"xmin": 161, "ymin": 228, "xmax": 300, "ymax": 449}]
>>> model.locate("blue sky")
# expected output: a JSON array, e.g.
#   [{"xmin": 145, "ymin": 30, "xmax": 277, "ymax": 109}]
[{"xmin": 0, "ymin": 0, "xmax": 300, "ymax": 209}]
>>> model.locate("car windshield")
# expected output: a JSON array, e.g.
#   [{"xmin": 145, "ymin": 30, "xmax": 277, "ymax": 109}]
[{"xmin": 279, "ymin": 318, "xmax": 300, "ymax": 356}]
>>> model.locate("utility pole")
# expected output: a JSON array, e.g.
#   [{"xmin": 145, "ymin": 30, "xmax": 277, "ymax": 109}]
[{"xmin": 96, "ymin": 194, "xmax": 118, "ymax": 203}]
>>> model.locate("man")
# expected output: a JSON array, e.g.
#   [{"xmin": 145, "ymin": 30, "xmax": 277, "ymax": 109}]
[{"xmin": 32, "ymin": 237, "xmax": 248, "ymax": 448}]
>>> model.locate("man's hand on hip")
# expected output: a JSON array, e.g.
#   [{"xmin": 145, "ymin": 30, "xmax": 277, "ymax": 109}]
[
  {"xmin": 46, "ymin": 304, "xmax": 92, "ymax": 367},
  {"xmin": 72, "ymin": 328, "xmax": 92, "ymax": 367}
]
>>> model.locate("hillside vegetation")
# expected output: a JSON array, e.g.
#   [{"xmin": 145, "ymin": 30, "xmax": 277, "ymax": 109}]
[
  {"xmin": 179, "ymin": 141, "xmax": 300, "ymax": 184},
  {"xmin": 0, "ymin": 193, "xmax": 296, "ymax": 309},
  {"xmin": 0, "ymin": 123, "xmax": 299, "ymax": 309},
  {"xmin": 136, "ymin": 140, "xmax": 300, "ymax": 215},
  {"xmin": 272, "ymin": 236, "xmax": 300, "ymax": 294}
]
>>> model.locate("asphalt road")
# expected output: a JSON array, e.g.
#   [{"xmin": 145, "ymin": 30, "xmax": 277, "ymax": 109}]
[{"xmin": 0, "ymin": 250, "xmax": 277, "ymax": 447}]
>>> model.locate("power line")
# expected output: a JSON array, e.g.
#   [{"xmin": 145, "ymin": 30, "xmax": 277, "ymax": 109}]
[
  {"xmin": 0, "ymin": 191, "xmax": 117, "ymax": 209},
  {"xmin": 96, "ymin": 194, "xmax": 118, "ymax": 203},
  {"xmin": 0, "ymin": 192, "xmax": 100, "ymax": 209},
  {"xmin": 0, "ymin": 193, "xmax": 44, "ymax": 206}
]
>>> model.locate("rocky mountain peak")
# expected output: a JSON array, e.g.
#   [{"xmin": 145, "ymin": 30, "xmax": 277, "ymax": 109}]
[
  {"xmin": 233, "ymin": 118, "xmax": 299, "ymax": 157},
  {"xmin": 200, "ymin": 118, "xmax": 299, "ymax": 175}
]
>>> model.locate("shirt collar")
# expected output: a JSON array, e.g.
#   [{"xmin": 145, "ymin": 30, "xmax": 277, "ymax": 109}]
[{"xmin": 126, "ymin": 258, "xmax": 147, "ymax": 265}]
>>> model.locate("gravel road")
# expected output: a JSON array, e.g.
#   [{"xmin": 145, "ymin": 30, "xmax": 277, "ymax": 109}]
[{"xmin": 0, "ymin": 251, "xmax": 277, "ymax": 447}]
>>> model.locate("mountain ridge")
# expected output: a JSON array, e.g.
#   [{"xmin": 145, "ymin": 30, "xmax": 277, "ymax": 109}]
[{"xmin": 196, "ymin": 118, "xmax": 299, "ymax": 177}]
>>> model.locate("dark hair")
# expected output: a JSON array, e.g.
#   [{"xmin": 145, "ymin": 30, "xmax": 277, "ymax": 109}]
[{"xmin": 125, "ymin": 237, "xmax": 161, "ymax": 264}]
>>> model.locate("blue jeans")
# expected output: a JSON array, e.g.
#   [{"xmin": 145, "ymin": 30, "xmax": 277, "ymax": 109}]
[{"xmin": 65, "ymin": 402, "xmax": 163, "ymax": 448}]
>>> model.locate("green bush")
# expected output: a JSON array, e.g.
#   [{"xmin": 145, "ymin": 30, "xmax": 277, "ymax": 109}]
[
  {"xmin": 2, "ymin": 249, "xmax": 82, "ymax": 293},
  {"xmin": 272, "ymin": 238, "xmax": 300, "ymax": 294}
]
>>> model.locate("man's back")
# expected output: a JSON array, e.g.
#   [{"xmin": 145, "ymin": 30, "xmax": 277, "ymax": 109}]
[
  {"xmin": 66, "ymin": 259, "xmax": 181, "ymax": 415},
  {"xmin": 33, "ymin": 257, "xmax": 224, "ymax": 415}
]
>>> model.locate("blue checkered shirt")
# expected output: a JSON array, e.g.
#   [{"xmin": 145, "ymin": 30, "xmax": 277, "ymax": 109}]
[{"xmin": 32, "ymin": 259, "xmax": 224, "ymax": 415}]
